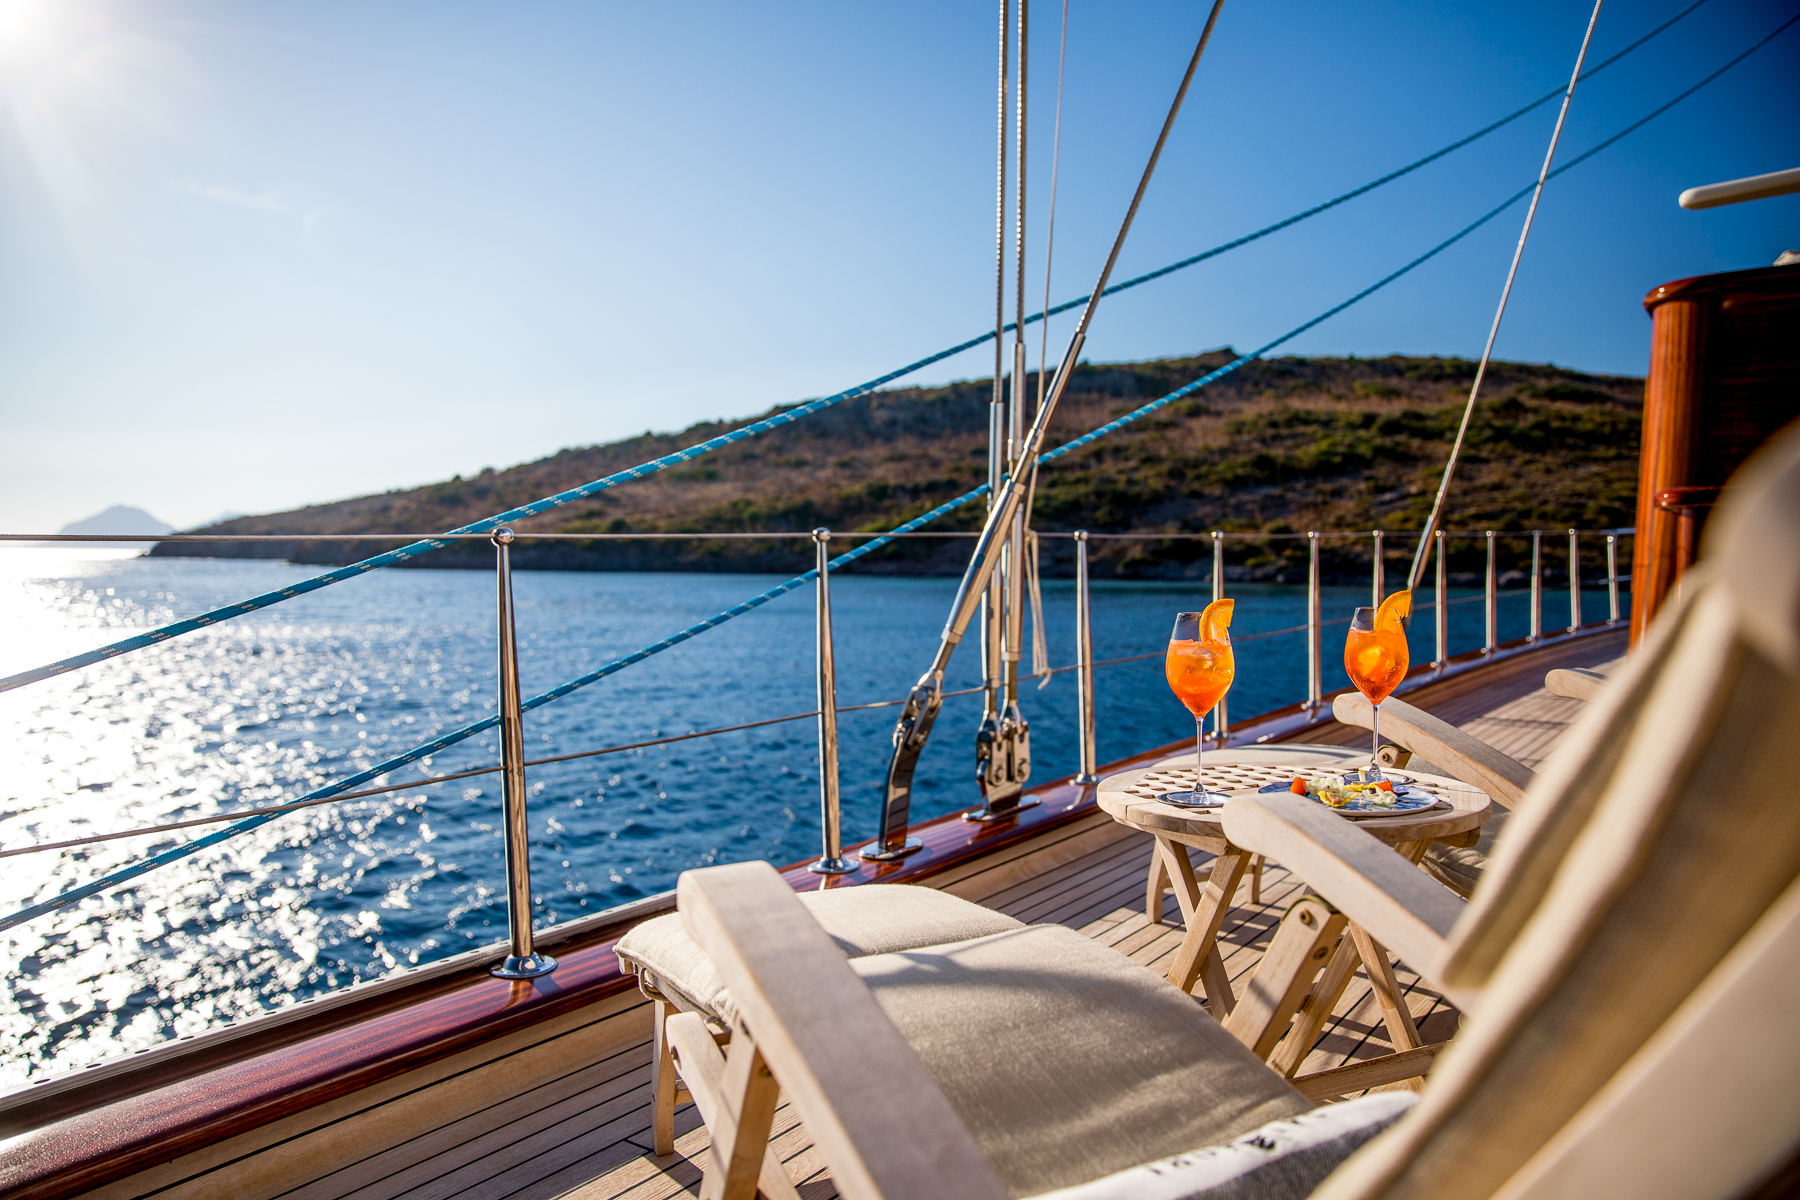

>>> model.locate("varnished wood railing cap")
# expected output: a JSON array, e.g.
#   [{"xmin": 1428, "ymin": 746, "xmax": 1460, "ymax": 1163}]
[{"xmin": 1643, "ymin": 260, "xmax": 1800, "ymax": 314}]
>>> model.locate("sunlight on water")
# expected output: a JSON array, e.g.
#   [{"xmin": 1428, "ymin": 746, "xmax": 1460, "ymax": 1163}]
[
  {"xmin": 0, "ymin": 550, "xmax": 1609, "ymax": 1087},
  {"xmin": 0, "ymin": 552, "xmax": 502, "ymax": 1084}
]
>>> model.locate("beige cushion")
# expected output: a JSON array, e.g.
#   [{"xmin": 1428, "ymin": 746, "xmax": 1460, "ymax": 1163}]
[
  {"xmin": 850, "ymin": 923, "xmax": 1310, "ymax": 1198},
  {"xmin": 1029, "ymin": 1093, "xmax": 1418, "ymax": 1200},
  {"xmin": 616, "ymin": 883, "xmax": 1023, "ymax": 1024},
  {"xmin": 1316, "ymin": 426, "xmax": 1800, "ymax": 1200}
]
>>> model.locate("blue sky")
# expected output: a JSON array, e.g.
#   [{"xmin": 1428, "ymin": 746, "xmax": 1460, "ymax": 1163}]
[{"xmin": 1, "ymin": 0, "xmax": 1795, "ymax": 532}]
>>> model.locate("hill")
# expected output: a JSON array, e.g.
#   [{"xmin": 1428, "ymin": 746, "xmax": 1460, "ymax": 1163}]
[
  {"xmin": 154, "ymin": 351, "xmax": 1643, "ymax": 581},
  {"xmin": 51, "ymin": 505, "xmax": 174, "ymax": 549}
]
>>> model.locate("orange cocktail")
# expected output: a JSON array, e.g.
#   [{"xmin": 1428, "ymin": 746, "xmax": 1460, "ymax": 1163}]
[
  {"xmin": 1161, "ymin": 600, "xmax": 1235, "ymax": 807},
  {"xmin": 1345, "ymin": 590, "xmax": 1411, "ymax": 761},
  {"xmin": 1166, "ymin": 639, "xmax": 1235, "ymax": 716}
]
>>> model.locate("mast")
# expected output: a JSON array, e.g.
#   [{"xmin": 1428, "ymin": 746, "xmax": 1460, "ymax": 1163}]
[
  {"xmin": 975, "ymin": 0, "xmax": 1011, "ymax": 815},
  {"xmin": 974, "ymin": 0, "xmax": 1035, "ymax": 820}
]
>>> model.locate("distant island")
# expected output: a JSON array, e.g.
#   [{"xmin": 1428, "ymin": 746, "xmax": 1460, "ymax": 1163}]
[
  {"xmin": 152, "ymin": 351, "xmax": 1642, "ymax": 581},
  {"xmin": 55, "ymin": 506, "xmax": 174, "ymax": 548}
]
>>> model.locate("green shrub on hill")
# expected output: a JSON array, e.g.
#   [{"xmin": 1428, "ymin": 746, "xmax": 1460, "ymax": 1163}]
[{"xmin": 161, "ymin": 352, "xmax": 1642, "ymax": 580}]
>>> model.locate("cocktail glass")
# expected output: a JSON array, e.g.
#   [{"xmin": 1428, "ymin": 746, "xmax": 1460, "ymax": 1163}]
[
  {"xmin": 1161, "ymin": 601, "xmax": 1235, "ymax": 807},
  {"xmin": 1344, "ymin": 590, "xmax": 1412, "ymax": 762}
]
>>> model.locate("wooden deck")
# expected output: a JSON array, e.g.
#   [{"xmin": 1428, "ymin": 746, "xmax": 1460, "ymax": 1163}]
[
  {"xmin": 119, "ymin": 632, "xmax": 1624, "ymax": 1200},
  {"xmin": 446, "ymin": 849, "xmax": 1462, "ymax": 1200}
]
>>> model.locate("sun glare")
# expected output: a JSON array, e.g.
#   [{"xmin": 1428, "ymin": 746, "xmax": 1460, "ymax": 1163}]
[{"xmin": 0, "ymin": 0, "xmax": 64, "ymax": 54}]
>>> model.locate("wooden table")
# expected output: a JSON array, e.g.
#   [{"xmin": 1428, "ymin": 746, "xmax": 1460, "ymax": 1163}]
[{"xmin": 1098, "ymin": 760, "xmax": 1490, "ymax": 1070}]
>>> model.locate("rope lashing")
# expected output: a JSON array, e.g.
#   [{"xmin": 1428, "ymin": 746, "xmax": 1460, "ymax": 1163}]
[
  {"xmin": 3, "ymin": 23, "xmax": 1786, "ymax": 931},
  {"xmin": 0, "ymin": 2, "xmax": 1711, "ymax": 699}
]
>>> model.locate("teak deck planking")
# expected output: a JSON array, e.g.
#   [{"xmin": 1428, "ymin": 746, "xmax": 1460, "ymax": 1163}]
[{"xmin": 74, "ymin": 631, "xmax": 1623, "ymax": 1200}]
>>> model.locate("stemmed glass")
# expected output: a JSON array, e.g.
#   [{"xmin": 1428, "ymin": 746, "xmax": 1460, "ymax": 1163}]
[
  {"xmin": 1161, "ymin": 603, "xmax": 1235, "ymax": 807},
  {"xmin": 1344, "ymin": 591, "xmax": 1411, "ymax": 762}
]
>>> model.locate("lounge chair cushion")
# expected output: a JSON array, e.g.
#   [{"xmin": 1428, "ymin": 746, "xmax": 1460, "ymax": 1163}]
[
  {"xmin": 1028, "ymin": 1093, "xmax": 1418, "ymax": 1200},
  {"xmin": 616, "ymin": 883, "xmax": 1023, "ymax": 1024},
  {"xmin": 850, "ymin": 923, "xmax": 1312, "ymax": 1198}
]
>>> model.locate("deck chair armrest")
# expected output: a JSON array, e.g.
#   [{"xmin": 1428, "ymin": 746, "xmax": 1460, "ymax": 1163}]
[
  {"xmin": 1545, "ymin": 666, "xmax": 1608, "ymax": 702},
  {"xmin": 1332, "ymin": 692, "xmax": 1532, "ymax": 810},
  {"xmin": 677, "ymin": 863, "xmax": 1008, "ymax": 1200},
  {"xmin": 1223, "ymin": 794, "xmax": 1469, "ymax": 1003}
]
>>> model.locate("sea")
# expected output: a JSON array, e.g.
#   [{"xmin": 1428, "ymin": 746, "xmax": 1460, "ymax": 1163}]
[{"xmin": 0, "ymin": 550, "xmax": 1622, "ymax": 1086}]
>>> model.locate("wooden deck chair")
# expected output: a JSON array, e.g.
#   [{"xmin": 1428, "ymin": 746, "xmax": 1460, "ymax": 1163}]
[
  {"xmin": 1543, "ymin": 666, "xmax": 1609, "ymax": 702},
  {"xmin": 615, "ymin": 883, "xmax": 1022, "ymax": 1179},
  {"xmin": 664, "ymin": 423, "xmax": 1800, "ymax": 1200},
  {"xmin": 1332, "ymin": 656, "xmax": 1617, "ymax": 899},
  {"xmin": 1329, "ymin": 691, "xmax": 1533, "ymax": 899}
]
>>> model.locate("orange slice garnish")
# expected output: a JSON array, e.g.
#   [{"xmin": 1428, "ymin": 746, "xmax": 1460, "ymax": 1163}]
[
  {"xmin": 1376, "ymin": 589, "xmax": 1412, "ymax": 631},
  {"xmin": 1200, "ymin": 597, "xmax": 1234, "ymax": 642}
]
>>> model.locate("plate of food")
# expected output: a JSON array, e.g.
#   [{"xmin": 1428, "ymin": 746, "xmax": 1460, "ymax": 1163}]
[{"xmin": 1256, "ymin": 768, "xmax": 1449, "ymax": 818}]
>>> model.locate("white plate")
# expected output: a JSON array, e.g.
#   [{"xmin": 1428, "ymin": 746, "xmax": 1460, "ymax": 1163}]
[{"xmin": 1256, "ymin": 779, "xmax": 1446, "ymax": 817}]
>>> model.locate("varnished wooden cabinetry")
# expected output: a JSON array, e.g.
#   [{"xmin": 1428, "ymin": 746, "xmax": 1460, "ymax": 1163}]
[{"xmin": 1634, "ymin": 263, "xmax": 1800, "ymax": 642}]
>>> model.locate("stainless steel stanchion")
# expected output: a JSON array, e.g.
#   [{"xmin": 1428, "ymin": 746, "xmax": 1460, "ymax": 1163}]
[
  {"xmin": 1307, "ymin": 532, "xmax": 1321, "ymax": 709},
  {"xmin": 1606, "ymin": 533, "xmax": 1620, "ymax": 625},
  {"xmin": 808, "ymin": 529, "xmax": 856, "ymax": 875},
  {"xmin": 1074, "ymin": 531, "xmax": 1099, "ymax": 785},
  {"xmin": 1434, "ymin": 530, "xmax": 1448, "ymax": 671},
  {"xmin": 1530, "ymin": 530, "xmax": 1543, "ymax": 643},
  {"xmin": 1371, "ymin": 529, "xmax": 1384, "ymax": 607},
  {"xmin": 490, "ymin": 528, "xmax": 556, "ymax": 981},
  {"xmin": 1211, "ymin": 530, "xmax": 1228, "ymax": 743},
  {"xmin": 1568, "ymin": 529, "xmax": 1581, "ymax": 632},
  {"xmin": 1484, "ymin": 530, "xmax": 1497, "ymax": 654}
]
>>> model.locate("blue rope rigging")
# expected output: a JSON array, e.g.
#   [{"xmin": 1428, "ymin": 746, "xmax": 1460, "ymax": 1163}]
[
  {"xmin": 0, "ymin": 1, "xmax": 1708, "ymax": 698},
  {"xmin": 0, "ymin": 176, "xmax": 1638, "ymax": 933},
  {"xmin": 6, "ymin": 9, "xmax": 1787, "ymax": 931}
]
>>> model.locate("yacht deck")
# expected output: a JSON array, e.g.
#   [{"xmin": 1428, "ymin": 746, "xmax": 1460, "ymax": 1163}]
[{"xmin": 104, "ymin": 630, "xmax": 1626, "ymax": 1200}]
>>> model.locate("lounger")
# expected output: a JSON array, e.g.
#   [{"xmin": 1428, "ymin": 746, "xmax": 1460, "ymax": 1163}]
[
  {"xmin": 1543, "ymin": 665, "xmax": 1610, "ymax": 702},
  {"xmin": 1332, "ymin": 657, "xmax": 1616, "ymax": 898},
  {"xmin": 666, "ymin": 422, "xmax": 1800, "ymax": 1199},
  {"xmin": 1329, "ymin": 691, "xmax": 1531, "ymax": 898},
  {"xmin": 615, "ymin": 881, "xmax": 1023, "ymax": 1175}
]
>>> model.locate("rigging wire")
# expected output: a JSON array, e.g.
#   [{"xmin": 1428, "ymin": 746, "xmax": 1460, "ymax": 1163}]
[
  {"xmin": 2, "ymin": 18, "xmax": 1787, "ymax": 930},
  {"xmin": 1054, "ymin": 0, "xmax": 1712, "ymax": 328},
  {"xmin": 1038, "ymin": 0, "xmax": 1070, "ymax": 412},
  {"xmin": 0, "ymin": 1, "xmax": 1713, "ymax": 697},
  {"xmin": 992, "ymin": 0, "xmax": 1012, "ymax": 480},
  {"xmin": 1014, "ymin": 0, "xmax": 1029, "ymax": 383},
  {"xmin": 1022, "ymin": 0, "xmax": 1069, "ymax": 694},
  {"xmin": 981, "ymin": 0, "xmax": 1013, "ymax": 721},
  {"xmin": 1407, "ymin": 0, "xmax": 1606, "ymax": 590},
  {"xmin": 1004, "ymin": 0, "xmax": 1032, "ymax": 712}
]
